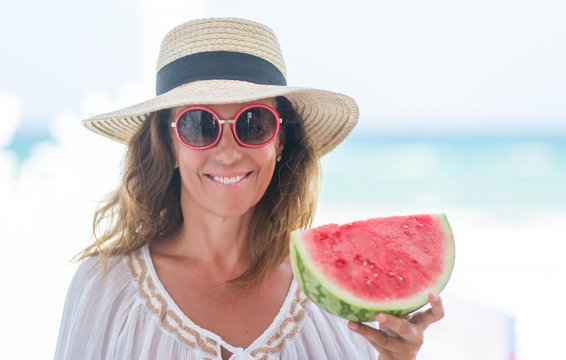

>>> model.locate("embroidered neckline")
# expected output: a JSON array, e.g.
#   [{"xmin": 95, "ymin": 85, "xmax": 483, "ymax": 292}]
[{"xmin": 126, "ymin": 245, "xmax": 308, "ymax": 359}]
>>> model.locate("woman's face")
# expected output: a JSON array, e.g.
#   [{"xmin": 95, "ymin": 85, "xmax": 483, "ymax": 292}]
[{"xmin": 171, "ymin": 98, "xmax": 284, "ymax": 219}]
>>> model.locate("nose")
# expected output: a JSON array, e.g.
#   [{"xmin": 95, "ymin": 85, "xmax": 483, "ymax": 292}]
[{"xmin": 212, "ymin": 123, "xmax": 242, "ymax": 163}]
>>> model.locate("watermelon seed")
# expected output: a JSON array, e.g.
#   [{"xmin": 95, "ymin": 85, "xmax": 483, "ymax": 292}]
[
  {"xmin": 402, "ymin": 225, "xmax": 409, "ymax": 228},
  {"xmin": 388, "ymin": 272, "xmax": 395, "ymax": 276},
  {"xmin": 418, "ymin": 224, "xmax": 424, "ymax": 227},
  {"xmin": 398, "ymin": 276, "xmax": 404, "ymax": 282},
  {"xmin": 366, "ymin": 280, "xmax": 372, "ymax": 286},
  {"xmin": 363, "ymin": 261, "xmax": 367, "ymax": 266},
  {"xmin": 369, "ymin": 264, "xmax": 375, "ymax": 269},
  {"xmin": 373, "ymin": 273, "xmax": 379, "ymax": 278}
]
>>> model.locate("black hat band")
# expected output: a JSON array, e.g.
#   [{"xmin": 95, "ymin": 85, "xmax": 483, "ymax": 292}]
[{"xmin": 156, "ymin": 51, "xmax": 287, "ymax": 96}]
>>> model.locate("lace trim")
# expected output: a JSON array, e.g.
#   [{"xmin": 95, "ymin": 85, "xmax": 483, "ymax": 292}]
[{"xmin": 127, "ymin": 247, "xmax": 309, "ymax": 359}]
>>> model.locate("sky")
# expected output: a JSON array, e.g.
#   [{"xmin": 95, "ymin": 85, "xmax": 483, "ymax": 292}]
[{"xmin": 1, "ymin": 0, "xmax": 565, "ymax": 138}]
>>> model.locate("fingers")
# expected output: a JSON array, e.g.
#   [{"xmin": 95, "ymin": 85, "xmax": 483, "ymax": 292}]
[
  {"xmin": 348, "ymin": 295, "xmax": 445, "ymax": 359},
  {"xmin": 348, "ymin": 321, "xmax": 405, "ymax": 354},
  {"xmin": 409, "ymin": 294, "xmax": 445, "ymax": 329},
  {"xmin": 375, "ymin": 313, "xmax": 423, "ymax": 348},
  {"xmin": 428, "ymin": 293, "xmax": 445, "ymax": 320}
]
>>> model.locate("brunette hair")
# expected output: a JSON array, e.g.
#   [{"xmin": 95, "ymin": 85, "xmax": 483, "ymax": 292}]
[{"xmin": 77, "ymin": 96, "xmax": 320, "ymax": 286}]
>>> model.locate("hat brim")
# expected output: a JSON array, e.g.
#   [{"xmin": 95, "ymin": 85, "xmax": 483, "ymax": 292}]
[{"xmin": 82, "ymin": 79, "xmax": 359, "ymax": 156}]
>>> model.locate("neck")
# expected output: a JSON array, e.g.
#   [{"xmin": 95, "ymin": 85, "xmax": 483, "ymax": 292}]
[
  {"xmin": 160, "ymin": 203, "xmax": 255, "ymax": 278},
  {"xmin": 185, "ymin": 212, "xmax": 252, "ymax": 266}
]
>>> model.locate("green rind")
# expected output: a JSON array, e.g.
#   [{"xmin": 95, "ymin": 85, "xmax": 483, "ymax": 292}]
[
  {"xmin": 438, "ymin": 214, "xmax": 456, "ymax": 297},
  {"xmin": 290, "ymin": 214, "xmax": 455, "ymax": 322},
  {"xmin": 291, "ymin": 240, "xmax": 416, "ymax": 321}
]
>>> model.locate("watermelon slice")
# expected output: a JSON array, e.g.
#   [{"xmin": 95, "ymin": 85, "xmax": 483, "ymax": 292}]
[{"xmin": 290, "ymin": 214, "xmax": 454, "ymax": 322}]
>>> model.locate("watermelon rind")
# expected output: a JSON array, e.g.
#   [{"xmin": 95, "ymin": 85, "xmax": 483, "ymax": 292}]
[{"xmin": 290, "ymin": 214, "xmax": 455, "ymax": 322}]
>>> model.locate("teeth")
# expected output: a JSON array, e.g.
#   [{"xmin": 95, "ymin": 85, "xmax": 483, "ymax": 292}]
[{"xmin": 211, "ymin": 175, "xmax": 245, "ymax": 184}]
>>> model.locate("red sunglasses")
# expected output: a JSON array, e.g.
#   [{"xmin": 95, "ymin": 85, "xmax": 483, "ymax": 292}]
[{"xmin": 170, "ymin": 103, "xmax": 282, "ymax": 149}]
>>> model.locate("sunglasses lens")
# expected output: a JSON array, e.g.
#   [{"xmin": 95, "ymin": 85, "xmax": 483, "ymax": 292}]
[
  {"xmin": 177, "ymin": 109, "xmax": 219, "ymax": 147},
  {"xmin": 235, "ymin": 107, "xmax": 278, "ymax": 145}
]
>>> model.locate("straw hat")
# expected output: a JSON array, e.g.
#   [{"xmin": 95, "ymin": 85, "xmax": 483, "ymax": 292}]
[{"xmin": 83, "ymin": 17, "xmax": 359, "ymax": 156}]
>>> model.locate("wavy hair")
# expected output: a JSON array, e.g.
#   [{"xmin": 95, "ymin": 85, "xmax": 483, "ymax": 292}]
[{"xmin": 77, "ymin": 96, "xmax": 320, "ymax": 287}]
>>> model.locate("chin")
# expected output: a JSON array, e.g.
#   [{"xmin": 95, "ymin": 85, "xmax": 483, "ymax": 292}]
[{"xmin": 209, "ymin": 201, "xmax": 258, "ymax": 219}]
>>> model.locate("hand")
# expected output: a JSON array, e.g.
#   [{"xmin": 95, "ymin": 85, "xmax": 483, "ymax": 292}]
[{"xmin": 347, "ymin": 293, "xmax": 445, "ymax": 360}]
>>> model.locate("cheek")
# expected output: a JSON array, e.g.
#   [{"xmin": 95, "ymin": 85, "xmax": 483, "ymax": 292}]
[
  {"xmin": 177, "ymin": 151, "xmax": 203, "ymax": 174},
  {"xmin": 174, "ymin": 141, "xmax": 205, "ymax": 181},
  {"xmin": 256, "ymin": 147, "xmax": 278, "ymax": 183}
]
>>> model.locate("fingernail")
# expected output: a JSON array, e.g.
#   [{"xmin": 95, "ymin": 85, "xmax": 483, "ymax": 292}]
[
  {"xmin": 376, "ymin": 313, "xmax": 386, "ymax": 322},
  {"xmin": 430, "ymin": 293, "xmax": 439, "ymax": 302},
  {"xmin": 348, "ymin": 322, "xmax": 359, "ymax": 331}
]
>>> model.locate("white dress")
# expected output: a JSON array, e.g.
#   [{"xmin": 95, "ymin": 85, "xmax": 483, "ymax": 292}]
[{"xmin": 55, "ymin": 245, "xmax": 378, "ymax": 359}]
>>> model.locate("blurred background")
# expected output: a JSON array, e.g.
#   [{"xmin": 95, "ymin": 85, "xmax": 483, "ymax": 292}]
[{"xmin": 1, "ymin": 0, "xmax": 564, "ymax": 358}]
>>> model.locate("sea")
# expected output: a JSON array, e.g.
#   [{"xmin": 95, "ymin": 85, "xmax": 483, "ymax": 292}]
[{"xmin": 2, "ymin": 129, "xmax": 565, "ymax": 360}]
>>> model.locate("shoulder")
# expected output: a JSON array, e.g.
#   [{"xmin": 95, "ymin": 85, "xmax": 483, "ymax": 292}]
[
  {"xmin": 55, "ymin": 253, "xmax": 137, "ymax": 359},
  {"xmin": 68, "ymin": 253, "xmax": 132, "ymax": 301}
]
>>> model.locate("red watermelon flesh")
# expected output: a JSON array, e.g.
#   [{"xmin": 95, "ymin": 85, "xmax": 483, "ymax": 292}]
[{"xmin": 290, "ymin": 214, "xmax": 454, "ymax": 320}]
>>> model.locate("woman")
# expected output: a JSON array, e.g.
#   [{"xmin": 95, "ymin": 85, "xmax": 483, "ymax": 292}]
[{"xmin": 55, "ymin": 18, "xmax": 444, "ymax": 360}]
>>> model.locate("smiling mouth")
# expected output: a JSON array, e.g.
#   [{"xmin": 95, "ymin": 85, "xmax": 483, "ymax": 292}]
[{"xmin": 207, "ymin": 172, "xmax": 251, "ymax": 185}]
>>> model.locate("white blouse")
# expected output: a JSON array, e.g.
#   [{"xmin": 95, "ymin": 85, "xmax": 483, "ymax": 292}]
[{"xmin": 55, "ymin": 245, "xmax": 378, "ymax": 359}]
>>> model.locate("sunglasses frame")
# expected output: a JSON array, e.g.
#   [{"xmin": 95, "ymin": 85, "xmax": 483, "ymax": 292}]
[{"xmin": 170, "ymin": 103, "xmax": 282, "ymax": 150}]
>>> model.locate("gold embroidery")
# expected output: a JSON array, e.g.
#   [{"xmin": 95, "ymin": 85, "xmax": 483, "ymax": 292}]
[
  {"xmin": 128, "ymin": 247, "xmax": 308, "ymax": 359},
  {"xmin": 146, "ymin": 276, "xmax": 168, "ymax": 320},
  {"xmin": 127, "ymin": 256, "xmax": 138, "ymax": 279},
  {"xmin": 167, "ymin": 310, "xmax": 218, "ymax": 355},
  {"xmin": 135, "ymin": 255, "xmax": 162, "ymax": 317},
  {"xmin": 128, "ymin": 250, "xmax": 218, "ymax": 357},
  {"xmin": 250, "ymin": 287, "xmax": 308, "ymax": 359}
]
